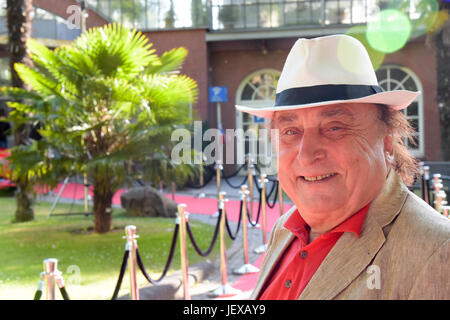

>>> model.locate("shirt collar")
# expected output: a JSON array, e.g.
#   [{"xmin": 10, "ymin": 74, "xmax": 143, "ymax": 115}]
[{"xmin": 284, "ymin": 203, "xmax": 371, "ymax": 240}]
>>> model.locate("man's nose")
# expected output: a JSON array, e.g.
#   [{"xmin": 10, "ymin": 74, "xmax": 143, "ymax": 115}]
[{"xmin": 296, "ymin": 129, "xmax": 325, "ymax": 165}]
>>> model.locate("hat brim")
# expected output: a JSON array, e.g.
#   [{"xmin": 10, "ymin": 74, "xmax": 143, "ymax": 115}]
[{"xmin": 236, "ymin": 90, "xmax": 421, "ymax": 119}]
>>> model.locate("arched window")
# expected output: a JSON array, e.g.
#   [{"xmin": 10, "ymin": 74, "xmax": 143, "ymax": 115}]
[
  {"xmin": 235, "ymin": 69, "xmax": 280, "ymax": 174},
  {"xmin": 376, "ymin": 65, "xmax": 424, "ymax": 158}
]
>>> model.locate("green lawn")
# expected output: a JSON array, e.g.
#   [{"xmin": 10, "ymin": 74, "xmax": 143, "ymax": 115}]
[{"xmin": 0, "ymin": 189, "xmax": 221, "ymax": 300}]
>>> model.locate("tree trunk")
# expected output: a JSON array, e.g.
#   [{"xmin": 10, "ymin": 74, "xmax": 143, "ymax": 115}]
[
  {"xmin": 92, "ymin": 172, "xmax": 114, "ymax": 234},
  {"xmin": 7, "ymin": 0, "xmax": 35, "ymax": 222},
  {"xmin": 13, "ymin": 180, "xmax": 34, "ymax": 223}
]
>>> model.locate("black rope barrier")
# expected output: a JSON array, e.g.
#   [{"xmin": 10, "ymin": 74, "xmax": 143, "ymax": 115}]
[
  {"xmin": 223, "ymin": 174, "xmax": 248, "ymax": 189},
  {"xmin": 111, "ymin": 250, "xmax": 130, "ymax": 300},
  {"xmin": 224, "ymin": 201, "xmax": 243, "ymax": 240},
  {"xmin": 265, "ymin": 180, "xmax": 278, "ymax": 209},
  {"xmin": 59, "ymin": 285, "xmax": 70, "ymax": 300},
  {"xmin": 250, "ymin": 172, "xmax": 279, "ymax": 209},
  {"xmin": 222, "ymin": 164, "xmax": 248, "ymax": 189},
  {"xmin": 222, "ymin": 163, "xmax": 247, "ymax": 179},
  {"xmin": 34, "ymin": 289, "xmax": 42, "ymax": 300},
  {"xmin": 135, "ymin": 224, "xmax": 179, "ymax": 285},
  {"xmin": 186, "ymin": 212, "xmax": 221, "ymax": 257},
  {"xmin": 247, "ymin": 189, "xmax": 262, "ymax": 227},
  {"xmin": 186, "ymin": 165, "xmax": 216, "ymax": 189}
]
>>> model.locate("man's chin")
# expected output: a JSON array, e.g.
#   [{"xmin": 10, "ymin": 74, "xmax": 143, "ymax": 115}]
[{"xmin": 294, "ymin": 195, "xmax": 344, "ymax": 215}]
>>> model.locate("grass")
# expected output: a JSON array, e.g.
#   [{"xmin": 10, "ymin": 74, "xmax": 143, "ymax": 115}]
[{"xmin": 0, "ymin": 188, "xmax": 223, "ymax": 300}]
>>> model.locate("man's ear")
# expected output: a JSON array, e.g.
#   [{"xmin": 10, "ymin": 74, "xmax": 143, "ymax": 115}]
[{"xmin": 383, "ymin": 130, "xmax": 394, "ymax": 158}]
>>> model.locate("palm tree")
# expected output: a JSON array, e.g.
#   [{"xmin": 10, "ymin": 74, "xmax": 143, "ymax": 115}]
[
  {"xmin": 6, "ymin": 0, "xmax": 34, "ymax": 222},
  {"xmin": 2, "ymin": 23, "xmax": 198, "ymax": 233}
]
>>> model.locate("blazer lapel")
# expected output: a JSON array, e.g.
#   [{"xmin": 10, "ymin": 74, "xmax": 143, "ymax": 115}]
[
  {"xmin": 298, "ymin": 214, "xmax": 386, "ymax": 299},
  {"xmin": 250, "ymin": 207, "xmax": 298, "ymax": 299},
  {"xmin": 298, "ymin": 170, "xmax": 409, "ymax": 300}
]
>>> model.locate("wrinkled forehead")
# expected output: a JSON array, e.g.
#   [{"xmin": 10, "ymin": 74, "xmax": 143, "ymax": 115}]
[
  {"xmin": 272, "ymin": 104, "xmax": 353, "ymax": 125},
  {"xmin": 271, "ymin": 103, "xmax": 380, "ymax": 127}
]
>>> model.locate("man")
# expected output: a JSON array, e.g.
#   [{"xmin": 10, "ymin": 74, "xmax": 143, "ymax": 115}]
[{"xmin": 236, "ymin": 35, "xmax": 449, "ymax": 299}]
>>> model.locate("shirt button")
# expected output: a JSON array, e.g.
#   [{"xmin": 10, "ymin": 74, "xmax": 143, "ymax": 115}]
[
  {"xmin": 285, "ymin": 280, "xmax": 292, "ymax": 288},
  {"xmin": 300, "ymin": 250, "xmax": 308, "ymax": 258}
]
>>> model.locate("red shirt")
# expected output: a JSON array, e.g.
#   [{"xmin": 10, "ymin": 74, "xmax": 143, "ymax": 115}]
[{"xmin": 258, "ymin": 203, "xmax": 370, "ymax": 300}]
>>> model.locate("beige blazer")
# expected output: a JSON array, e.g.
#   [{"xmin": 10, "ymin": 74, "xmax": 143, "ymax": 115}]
[{"xmin": 251, "ymin": 170, "xmax": 450, "ymax": 300}]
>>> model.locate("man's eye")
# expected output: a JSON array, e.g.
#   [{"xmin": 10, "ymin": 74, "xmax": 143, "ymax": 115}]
[
  {"xmin": 329, "ymin": 126, "xmax": 342, "ymax": 131},
  {"xmin": 283, "ymin": 129, "xmax": 298, "ymax": 135}
]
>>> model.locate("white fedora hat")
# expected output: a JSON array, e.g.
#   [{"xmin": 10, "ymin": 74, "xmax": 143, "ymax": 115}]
[{"xmin": 236, "ymin": 34, "xmax": 421, "ymax": 119}]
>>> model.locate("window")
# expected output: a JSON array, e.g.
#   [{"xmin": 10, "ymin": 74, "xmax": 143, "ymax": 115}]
[
  {"xmin": 236, "ymin": 69, "xmax": 280, "ymax": 173},
  {"xmin": 376, "ymin": 65, "xmax": 424, "ymax": 158}
]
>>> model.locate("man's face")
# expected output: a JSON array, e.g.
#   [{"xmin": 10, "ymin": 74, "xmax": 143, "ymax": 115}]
[{"xmin": 273, "ymin": 103, "xmax": 391, "ymax": 231}]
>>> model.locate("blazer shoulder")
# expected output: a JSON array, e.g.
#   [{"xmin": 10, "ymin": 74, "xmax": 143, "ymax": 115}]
[{"xmin": 399, "ymin": 190, "xmax": 450, "ymax": 245}]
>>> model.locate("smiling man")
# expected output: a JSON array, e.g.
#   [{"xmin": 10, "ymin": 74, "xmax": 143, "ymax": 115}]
[{"xmin": 236, "ymin": 35, "xmax": 449, "ymax": 300}]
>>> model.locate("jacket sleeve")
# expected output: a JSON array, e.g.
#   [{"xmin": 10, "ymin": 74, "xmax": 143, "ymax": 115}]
[{"xmin": 407, "ymin": 239, "xmax": 450, "ymax": 300}]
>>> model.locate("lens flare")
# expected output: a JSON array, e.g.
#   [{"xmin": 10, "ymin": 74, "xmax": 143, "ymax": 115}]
[
  {"xmin": 345, "ymin": 25, "xmax": 385, "ymax": 70},
  {"xmin": 367, "ymin": 9, "xmax": 412, "ymax": 54}
]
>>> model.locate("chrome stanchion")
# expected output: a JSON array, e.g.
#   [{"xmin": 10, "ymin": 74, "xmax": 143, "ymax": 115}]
[
  {"xmin": 432, "ymin": 174, "xmax": 443, "ymax": 212},
  {"xmin": 255, "ymin": 174, "xmax": 268, "ymax": 254},
  {"xmin": 434, "ymin": 190, "xmax": 447, "ymax": 214},
  {"xmin": 210, "ymin": 192, "xmax": 241, "ymax": 297},
  {"xmin": 216, "ymin": 159, "xmax": 223, "ymax": 197},
  {"xmin": 278, "ymin": 180, "xmax": 284, "ymax": 217},
  {"xmin": 423, "ymin": 166, "xmax": 430, "ymax": 205},
  {"xmin": 247, "ymin": 155, "xmax": 257, "ymax": 227},
  {"xmin": 197, "ymin": 154, "xmax": 206, "ymax": 198},
  {"xmin": 177, "ymin": 204, "xmax": 191, "ymax": 300},
  {"xmin": 211, "ymin": 160, "xmax": 223, "ymax": 218},
  {"xmin": 442, "ymin": 205, "xmax": 450, "ymax": 218},
  {"xmin": 42, "ymin": 258, "xmax": 58, "ymax": 300},
  {"xmin": 233, "ymin": 185, "xmax": 260, "ymax": 275},
  {"xmin": 124, "ymin": 225, "xmax": 139, "ymax": 300}
]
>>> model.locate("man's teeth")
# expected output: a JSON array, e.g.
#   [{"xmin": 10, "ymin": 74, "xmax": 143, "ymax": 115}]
[{"xmin": 303, "ymin": 173, "xmax": 335, "ymax": 182}]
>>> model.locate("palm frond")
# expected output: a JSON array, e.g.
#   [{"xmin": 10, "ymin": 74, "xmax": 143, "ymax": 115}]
[{"xmin": 145, "ymin": 47, "xmax": 188, "ymax": 74}]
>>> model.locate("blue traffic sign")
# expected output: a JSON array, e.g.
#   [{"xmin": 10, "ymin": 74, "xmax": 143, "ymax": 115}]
[
  {"xmin": 209, "ymin": 86, "xmax": 228, "ymax": 103},
  {"xmin": 253, "ymin": 115, "xmax": 265, "ymax": 123}
]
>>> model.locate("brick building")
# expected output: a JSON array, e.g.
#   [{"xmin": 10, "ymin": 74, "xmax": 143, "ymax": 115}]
[{"xmin": 0, "ymin": 0, "xmax": 442, "ymax": 169}]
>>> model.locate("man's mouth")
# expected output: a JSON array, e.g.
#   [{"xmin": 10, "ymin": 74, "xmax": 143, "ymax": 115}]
[{"xmin": 301, "ymin": 173, "xmax": 337, "ymax": 182}]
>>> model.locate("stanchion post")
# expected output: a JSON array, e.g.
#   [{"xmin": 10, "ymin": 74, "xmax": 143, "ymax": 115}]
[
  {"xmin": 442, "ymin": 205, "xmax": 450, "ymax": 218},
  {"xmin": 255, "ymin": 174, "xmax": 269, "ymax": 254},
  {"xmin": 233, "ymin": 185, "xmax": 260, "ymax": 275},
  {"xmin": 278, "ymin": 181, "xmax": 284, "ymax": 217},
  {"xmin": 210, "ymin": 192, "xmax": 241, "ymax": 297},
  {"xmin": 124, "ymin": 225, "xmax": 139, "ymax": 300},
  {"xmin": 197, "ymin": 154, "xmax": 206, "ymax": 198},
  {"xmin": 423, "ymin": 166, "xmax": 430, "ymax": 205},
  {"xmin": 177, "ymin": 204, "xmax": 191, "ymax": 300},
  {"xmin": 211, "ymin": 160, "xmax": 223, "ymax": 218},
  {"xmin": 219, "ymin": 192, "xmax": 228, "ymax": 286},
  {"xmin": 42, "ymin": 258, "xmax": 58, "ymax": 300},
  {"xmin": 247, "ymin": 155, "xmax": 254, "ymax": 222},
  {"xmin": 216, "ymin": 159, "xmax": 223, "ymax": 198},
  {"xmin": 434, "ymin": 190, "xmax": 447, "ymax": 214}
]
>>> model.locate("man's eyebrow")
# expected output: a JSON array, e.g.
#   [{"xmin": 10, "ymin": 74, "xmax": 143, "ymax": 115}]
[
  {"xmin": 273, "ymin": 112, "xmax": 298, "ymax": 125},
  {"xmin": 320, "ymin": 107, "xmax": 355, "ymax": 120}
]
